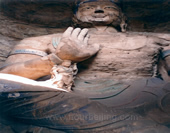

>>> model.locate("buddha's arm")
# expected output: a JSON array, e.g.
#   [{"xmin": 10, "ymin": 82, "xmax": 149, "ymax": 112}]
[
  {"xmin": 0, "ymin": 32, "xmax": 60, "ymax": 79},
  {"xmin": 0, "ymin": 54, "xmax": 62, "ymax": 80},
  {"xmin": 0, "ymin": 27, "xmax": 99, "ymax": 80}
]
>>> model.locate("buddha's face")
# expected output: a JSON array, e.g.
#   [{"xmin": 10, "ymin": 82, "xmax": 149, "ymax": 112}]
[{"xmin": 76, "ymin": 1, "xmax": 121, "ymax": 25}]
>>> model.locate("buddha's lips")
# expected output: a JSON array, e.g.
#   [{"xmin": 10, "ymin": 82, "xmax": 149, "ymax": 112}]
[
  {"xmin": 89, "ymin": 16, "xmax": 110, "ymax": 22},
  {"xmin": 92, "ymin": 14, "xmax": 106, "ymax": 18}
]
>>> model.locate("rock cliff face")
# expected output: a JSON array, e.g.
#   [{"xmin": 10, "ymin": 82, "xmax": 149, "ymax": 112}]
[{"xmin": 0, "ymin": 0, "xmax": 169, "ymax": 66}]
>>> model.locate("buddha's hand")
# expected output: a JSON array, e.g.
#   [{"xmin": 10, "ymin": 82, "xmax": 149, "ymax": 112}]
[{"xmin": 55, "ymin": 27, "xmax": 99, "ymax": 62}]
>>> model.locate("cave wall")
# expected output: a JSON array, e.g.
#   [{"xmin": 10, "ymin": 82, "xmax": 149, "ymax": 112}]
[{"xmin": 122, "ymin": 0, "xmax": 170, "ymax": 33}]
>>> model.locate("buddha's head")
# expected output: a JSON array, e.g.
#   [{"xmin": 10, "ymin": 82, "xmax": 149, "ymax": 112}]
[{"xmin": 73, "ymin": 0, "xmax": 127, "ymax": 32}]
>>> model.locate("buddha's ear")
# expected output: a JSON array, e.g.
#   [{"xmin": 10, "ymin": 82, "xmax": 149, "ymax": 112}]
[{"xmin": 120, "ymin": 13, "xmax": 127, "ymax": 32}]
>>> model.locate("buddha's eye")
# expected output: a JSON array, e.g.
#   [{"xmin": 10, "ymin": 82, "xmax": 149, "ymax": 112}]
[
  {"xmin": 104, "ymin": 6, "xmax": 115, "ymax": 10},
  {"xmin": 86, "ymin": 7, "xmax": 93, "ymax": 10},
  {"xmin": 80, "ymin": 6, "xmax": 94, "ymax": 12}
]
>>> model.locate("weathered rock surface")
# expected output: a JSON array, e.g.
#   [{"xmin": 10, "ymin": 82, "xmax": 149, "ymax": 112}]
[{"xmin": 122, "ymin": 0, "xmax": 170, "ymax": 33}]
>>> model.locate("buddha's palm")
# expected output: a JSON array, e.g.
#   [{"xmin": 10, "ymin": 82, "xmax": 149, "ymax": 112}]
[{"xmin": 56, "ymin": 27, "xmax": 99, "ymax": 62}]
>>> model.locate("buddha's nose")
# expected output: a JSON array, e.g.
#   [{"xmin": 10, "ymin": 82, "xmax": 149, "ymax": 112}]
[{"xmin": 94, "ymin": 6, "xmax": 104, "ymax": 13}]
